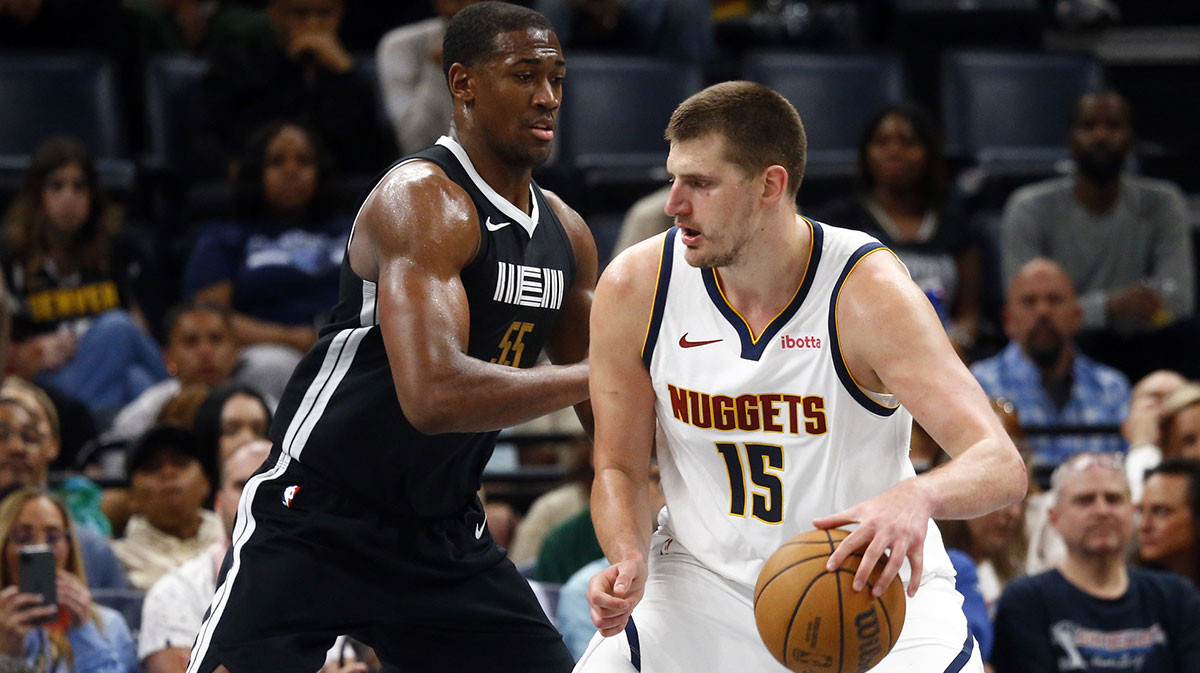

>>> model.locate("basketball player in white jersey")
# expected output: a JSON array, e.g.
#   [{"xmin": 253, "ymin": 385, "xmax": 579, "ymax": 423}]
[{"xmin": 574, "ymin": 82, "xmax": 1027, "ymax": 673}]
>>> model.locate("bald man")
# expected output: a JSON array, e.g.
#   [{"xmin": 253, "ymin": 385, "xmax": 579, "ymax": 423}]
[{"xmin": 972, "ymin": 258, "xmax": 1130, "ymax": 466}]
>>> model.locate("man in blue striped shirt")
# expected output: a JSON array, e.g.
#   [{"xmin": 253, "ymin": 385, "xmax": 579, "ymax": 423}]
[{"xmin": 972, "ymin": 258, "xmax": 1130, "ymax": 467}]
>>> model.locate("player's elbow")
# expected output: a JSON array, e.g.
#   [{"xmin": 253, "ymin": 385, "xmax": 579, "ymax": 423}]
[
  {"xmin": 998, "ymin": 448, "xmax": 1029, "ymax": 506},
  {"xmin": 404, "ymin": 400, "xmax": 458, "ymax": 435},
  {"xmin": 399, "ymin": 386, "xmax": 463, "ymax": 435}
]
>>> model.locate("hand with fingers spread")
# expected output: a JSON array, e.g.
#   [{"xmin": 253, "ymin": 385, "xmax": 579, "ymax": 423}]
[
  {"xmin": 813, "ymin": 478, "xmax": 935, "ymax": 598},
  {"xmin": 585, "ymin": 557, "xmax": 647, "ymax": 637},
  {"xmin": 0, "ymin": 585, "xmax": 57, "ymax": 656}
]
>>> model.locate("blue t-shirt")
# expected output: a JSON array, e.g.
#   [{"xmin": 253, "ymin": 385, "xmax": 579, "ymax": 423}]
[
  {"xmin": 992, "ymin": 567, "xmax": 1200, "ymax": 672},
  {"xmin": 182, "ymin": 217, "xmax": 352, "ymax": 326},
  {"xmin": 947, "ymin": 549, "xmax": 993, "ymax": 661}
]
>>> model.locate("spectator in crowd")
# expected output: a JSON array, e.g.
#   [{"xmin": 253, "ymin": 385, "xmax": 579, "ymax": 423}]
[
  {"xmin": 122, "ymin": 0, "xmax": 272, "ymax": 57},
  {"xmin": 182, "ymin": 122, "xmax": 352, "ymax": 402},
  {"xmin": 376, "ymin": 0, "xmax": 481, "ymax": 155},
  {"xmin": 938, "ymin": 494, "xmax": 1027, "ymax": 616},
  {"xmin": 112, "ymin": 426, "xmax": 221, "ymax": 592},
  {"xmin": 1160, "ymin": 383, "xmax": 1200, "ymax": 460},
  {"xmin": 1, "ymin": 137, "xmax": 168, "ymax": 418},
  {"xmin": 0, "ymin": 399, "xmax": 127, "ymax": 593},
  {"xmin": 138, "ymin": 439, "xmax": 364, "ymax": 673},
  {"xmin": 944, "ymin": 549, "xmax": 994, "ymax": 664},
  {"xmin": 507, "ymin": 440, "xmax": 592, "ymax": 569},
  {"xmin": 106, "ymin": 302, "xmax": 239, "ymax": 445},
  {"xmin": 184, "ymin": 0, "xmax": 393, "ymax": 179},
  {"xmin": 0, "ymin": 378, "xmax": 95, "ymax": 477},
  {"xmin": 0, "ymin": 381, "xmax": 109, "ymax": 538},
  {"xmin": 1137, "ymin": 458, "xmax": 1200, "ymax": 588},
  {"xmin": 531, "ymin": 0, "xmax": 714, "ymax": 63},
  {"xmin": 1123, "ymin": 370, "xmax": 1188, "ymax": 501},
  {"xmin": 814, "ymin": 103, "xmax": 983, "ymax": 349},
  {"xmin": 0, "ymin": 487, "xmax": 136, "ymax": 673},
  {"xmin": 191, "ymin": 383, "xmax": 272, "ymax": 466},
  {"xmin": 972, "ymin": 258, "xmax": 1130, "ymax": 467},
  {"xmin": 138, "ymin": 440, "xmax": 267, "ymax": 673},
  {"xmin": 1001, "ymin": 91, "xmax": 1193, "ymax": 379},
  {"xmin": 991, "ymin": 451, "xmax": 1200, "ymax": 672}
]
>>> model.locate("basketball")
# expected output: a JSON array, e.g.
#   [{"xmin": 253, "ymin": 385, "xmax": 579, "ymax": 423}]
[{"xmin": 753, "ymin": 528, "xmax": 906, "ymax": 673}]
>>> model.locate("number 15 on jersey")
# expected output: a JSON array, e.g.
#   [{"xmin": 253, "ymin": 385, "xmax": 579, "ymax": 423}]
[{"xmin": 717, "ymin": 442, "xmax": 783, "ymax": 524}]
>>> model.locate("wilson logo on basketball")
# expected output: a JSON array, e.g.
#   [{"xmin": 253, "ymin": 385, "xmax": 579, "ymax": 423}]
[
  {"xmin": 780, "ymin": 335, "xmax": 821, "ymax": 349},
  {"xmin": 853, "ymin": 608, "xmax": 883, "ymax": 673}
]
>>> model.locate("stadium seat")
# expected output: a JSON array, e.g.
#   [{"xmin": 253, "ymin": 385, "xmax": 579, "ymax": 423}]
[
  {"xmin": 144, "ymin": 54, "xmax": 208, "ymax": 174},
  {"xmin": 0, "ymin": 54, "xmax": 127, "ymax": 158},
  {"xmin": 556, "ymin": 55, "xmax": 703, "ymax": 190},
  {"xmin": 741, "ymin": 51, "xmax": 906, "ymax": 179},
  {"xmin": 941, "ymin": 50, "xmax": 1106, "ymax": 170},
  {"xmin": 0, "ymin": 54, "xmax": 133, "ymax": 196}
]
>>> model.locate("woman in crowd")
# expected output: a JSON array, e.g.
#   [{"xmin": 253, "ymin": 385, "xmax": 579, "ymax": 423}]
[
  {"xmin": 1, "ymin": 137, "xmax": 167, "ymax": 417},
  {"xmin": 181, "ymin": 121, "xmax": 352, "ymax": 402},
  {"xmin": 192, "ymin": 383, "xmax": 272, "ymax": 468},
  {"xmin": 0, "ymin": 487, "xmax": 135, "ymax": 673},
  {"xmin": 1137, "ymin": 458, "xmax": 1200, "ymax": 588},
  {"xmin": 813, "ymin": 103, "xmax": 983, "ymax": 349}
]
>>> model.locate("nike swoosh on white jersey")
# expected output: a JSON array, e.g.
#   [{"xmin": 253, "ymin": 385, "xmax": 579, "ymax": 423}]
[{"xmin": 485, "ymin": 217, "xmax": 512, "ymax": 232}]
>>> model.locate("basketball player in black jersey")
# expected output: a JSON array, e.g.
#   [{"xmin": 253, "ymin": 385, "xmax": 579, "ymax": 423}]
[{"xmin": 187, "ymin": 4, "xmax": 593, "ymax": 672}]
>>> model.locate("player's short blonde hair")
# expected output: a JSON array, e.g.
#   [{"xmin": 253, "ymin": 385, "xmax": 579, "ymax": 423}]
[{"xmin": 666, "ymin": 81, "xmax": 806, "ymax": 198}]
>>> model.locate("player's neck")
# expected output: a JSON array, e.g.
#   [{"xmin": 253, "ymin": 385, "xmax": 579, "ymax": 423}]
[
  {"xmin": 455, "ymin": 134, "xmax": 535, "ymax": 215},
  {"xmin": 715, "ymin": 212, "xmax": 812, "ymax": 329},
  {"xmin": 1057, "ymin": 554, "xmax": 1129, "ymax": 599}
]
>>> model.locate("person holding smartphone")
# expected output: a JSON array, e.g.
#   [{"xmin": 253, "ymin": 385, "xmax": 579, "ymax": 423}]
[{"xmin": 0, "ymin": 486, "xmax": 134, "ymax": 673}]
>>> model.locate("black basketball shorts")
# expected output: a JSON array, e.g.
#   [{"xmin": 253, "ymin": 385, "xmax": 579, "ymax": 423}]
[{"xmin": 187, "ymin": 447, "xmax": 574, "ymax": 673}]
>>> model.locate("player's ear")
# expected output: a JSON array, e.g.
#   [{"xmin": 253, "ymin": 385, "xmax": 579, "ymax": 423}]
[
  {"xmin": 761, "ymin": 165, "xmax": 788, "ymax": 206},
  {"xmin": 448, "ymin": 63, "xmax": 475, "ymax": 107}
]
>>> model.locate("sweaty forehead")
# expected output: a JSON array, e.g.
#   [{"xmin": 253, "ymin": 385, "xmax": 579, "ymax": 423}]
[{"xmin": 489, "ymin": 28, "xmax": 562, "ymax": 66}]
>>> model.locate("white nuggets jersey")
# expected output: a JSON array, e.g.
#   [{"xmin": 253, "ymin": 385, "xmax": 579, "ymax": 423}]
[{"xmin": 642, "ymin": 219, "xmax": 955, "ymax": 590}]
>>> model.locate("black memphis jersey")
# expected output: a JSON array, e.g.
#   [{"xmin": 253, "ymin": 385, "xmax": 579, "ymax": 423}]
[{"xmin": 268, "ymin": 137, "xmax": 577, "ymax": 517}]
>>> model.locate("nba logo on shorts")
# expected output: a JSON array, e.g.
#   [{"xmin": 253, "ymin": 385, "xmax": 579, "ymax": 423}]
[{"xmin": 282, "ymin": 485, "xmax": 300, "ymax": 508}]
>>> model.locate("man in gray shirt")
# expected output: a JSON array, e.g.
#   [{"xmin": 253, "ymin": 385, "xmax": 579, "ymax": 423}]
[{"xmin": 1001, "ymin": 91, "xmax": 1193, "ymax": 335}]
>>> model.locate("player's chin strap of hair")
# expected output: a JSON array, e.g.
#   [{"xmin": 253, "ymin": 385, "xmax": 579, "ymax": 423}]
[{"xmin": 624, "ymin": 618, "xmax": 642, "ymax": 672}]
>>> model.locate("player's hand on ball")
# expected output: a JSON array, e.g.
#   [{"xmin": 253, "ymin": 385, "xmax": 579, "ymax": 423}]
[
  {"xmin": 586, "ymin": 557, "xmax": 647, "ymax": 637},
  {"xmin": 812, "ymin": 477, "xmax": 934, "ymax": 597}
]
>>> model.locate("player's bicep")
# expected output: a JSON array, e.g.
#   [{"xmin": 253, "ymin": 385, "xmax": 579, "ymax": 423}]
[
  {"xmin": 369, "ymin": 176, "xmax": 479, "ymax": 410},
  {"xmin": 838, "ymin": 252, "xmax": 1001, "ymax": 457}
]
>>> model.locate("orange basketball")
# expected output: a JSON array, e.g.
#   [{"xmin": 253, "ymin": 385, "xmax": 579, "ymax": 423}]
[{"xmin": 753, "ymin": 528, "xmax": 906, "ymax": 673}]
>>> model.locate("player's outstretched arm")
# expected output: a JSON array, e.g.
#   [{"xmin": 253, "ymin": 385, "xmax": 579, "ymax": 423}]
[
  {"xmin": 586, "ymin": 237, "xmax": 661, "ymax": 637},
  {"xmin": 350, "ymin": 163, "xmax": 589, "ymax": 435},
  {"xmin": 541, "ymin": 190, "xmax": 599, "ymax": 438},
  {"xmin": 815, "ymin": 249, "xmax": 1027, "ymax": 596}
]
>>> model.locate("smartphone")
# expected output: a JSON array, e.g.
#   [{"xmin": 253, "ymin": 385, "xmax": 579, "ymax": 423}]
[{"xmin": 18, "ymin": 545, "xmax": 57, "ymax": 623}]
